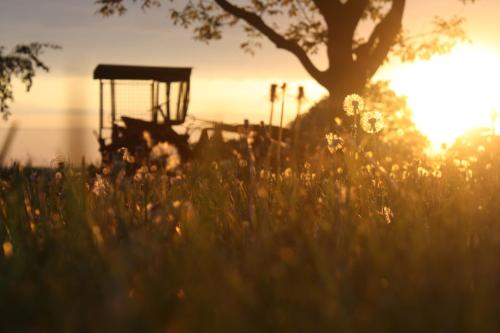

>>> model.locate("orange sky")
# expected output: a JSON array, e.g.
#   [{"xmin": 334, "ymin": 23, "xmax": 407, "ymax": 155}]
[{"xmin": 1, "ymin": 0, "xmax": 499, "ymax": 164}]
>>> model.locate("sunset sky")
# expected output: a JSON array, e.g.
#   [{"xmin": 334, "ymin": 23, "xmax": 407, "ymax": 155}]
[{"xmin": 1, "ymin": 0, "xmax": 500, "ymax": 163}]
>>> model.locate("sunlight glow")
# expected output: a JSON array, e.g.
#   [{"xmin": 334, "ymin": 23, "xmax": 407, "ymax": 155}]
[{"xmin": 389, "ymin": 44, "xmax": 500, "ymax": 150}]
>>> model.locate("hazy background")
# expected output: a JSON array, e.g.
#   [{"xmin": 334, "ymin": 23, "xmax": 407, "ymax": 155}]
[{"xmin": 1, "ymin": 0, "xmax": 499, "ymax": 164}]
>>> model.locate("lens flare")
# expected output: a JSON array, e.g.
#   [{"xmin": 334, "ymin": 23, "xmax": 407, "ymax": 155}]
[{"xmin": 388, "ymin": 44, "xmax": 500, "ymax": 150}]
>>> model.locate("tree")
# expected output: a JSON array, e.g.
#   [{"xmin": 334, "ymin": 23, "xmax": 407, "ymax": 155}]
[
  {"xmin": 96, "ymin": 0, "xmax": 475, "ymax": 112},
  {"xmin": 0, "ymin": 43, "xmax": 60, "ymax": 119}
]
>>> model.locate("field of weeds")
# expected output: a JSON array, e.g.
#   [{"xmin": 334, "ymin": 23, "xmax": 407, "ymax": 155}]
[
  {"xmin": 2, "ymin": 0, "xmax": 500, "ymax": 331},
  {"xmin": 1, "ymin": 93, "xmax": 500, "ymax": 332}
]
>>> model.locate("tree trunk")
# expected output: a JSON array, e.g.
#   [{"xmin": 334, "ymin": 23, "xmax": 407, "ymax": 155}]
[{"xmin": 325, "ymin": 70, "xmax": 367, "ymax": 119}]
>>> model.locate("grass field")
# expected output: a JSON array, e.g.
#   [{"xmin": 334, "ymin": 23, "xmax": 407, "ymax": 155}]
[
  {"xmin": 0, "ymin": 131, "xmax": 500, "ymax": 332},
  {"xmin": 1, "ymin": 97, "xmax": 500, "ymax": 332}
]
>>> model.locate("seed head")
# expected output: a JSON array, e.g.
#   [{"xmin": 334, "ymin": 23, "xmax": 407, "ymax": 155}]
[
  {"xmin": 325, "ymin": 132, "xmax": 345, "ymax": 153},
  {"xmin": 361, "ymin": 111, "xmax": 384, "ymax": 134},
  {"xmin": 343, "ymin": 94, "xmax": 365, "ymax": 116}
]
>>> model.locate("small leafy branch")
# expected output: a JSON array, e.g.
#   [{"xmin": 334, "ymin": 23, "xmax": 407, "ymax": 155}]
[{"xmin": 0, "ymin": 43, "xmax": 61, "ymax": 119}]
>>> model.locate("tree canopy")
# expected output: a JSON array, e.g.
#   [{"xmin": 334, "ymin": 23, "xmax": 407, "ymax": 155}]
[
  {"xmin": 0, "ymin": 43, "xmax": 59, "ymax": 119},
  {"xmin": 96, "ymin": 0, "xmax": 476, "ymax": 109}
]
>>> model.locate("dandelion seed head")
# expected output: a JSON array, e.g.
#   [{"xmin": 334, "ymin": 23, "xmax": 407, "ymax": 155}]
[
  {"xmin": 382, "ymin": 206, "xmax": 394, "ymax": 224},
  {"xmin": 343, "ymin": 94, "xmax": 365, "ymax": 116},
  {"xmin": 151, "ymin": 142, "xmax": 176, "ymax": 159},
  {"xmin": 133, "ymin": 169, "xmax": 144, "ymax": 182},
  {"xmin": 150, "ymin": 142, "xmax": 181, "ymax": 172},
  {"xmin": 92, "ymin": 175, "xmax": 108, "ymax": 196},
  {"xmin": 361, "ymin": 111, "xmax": 384, "ymax": 134},
  {"xmin": 300, "ymin": 168, "xmax": 315, "ymax": 186},
  {"xmin": 325, "ymin": 132, "xmax": 345, "ymax": 153},
  {"xmin": 247, "ymin": 131, "xmax": 256, "ymax": 146},
  {"xmin": 55, "ymin": 171, "xmax": 63, "ymax": 181},
  {"xmin": 283, "ymin": 168, "xmax": 293, "ymax": 179},
  {"xmin": 166, "ymin": 154, "xmax": 181, "ymax": 172},
  {"xmin": 119, "ymin": 147, "xmax": 135, "ymax": 164}
]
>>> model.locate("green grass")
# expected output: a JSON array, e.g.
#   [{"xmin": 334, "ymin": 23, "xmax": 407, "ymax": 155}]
[{"xmin": 0, "ymin": 131, "xmax": 499, "ymax": 333}]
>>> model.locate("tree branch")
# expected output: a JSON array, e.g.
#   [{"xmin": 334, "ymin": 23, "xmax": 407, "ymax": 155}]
[
  {"xmin": 356, "ymin": 0, "xmax": 405, "ymax": 78},
  {"xmin": 344, "ymin": 0, "xmax": 370, "ymax": 28},
  {"xmin": 0, "ymin": 43, "xmax": 59, "ymax": 117},
  {"xmin": 311, "ymin": 0, "xmax": 341, "ymax": 22},
  {"xmin": 213, "ymin": 0, "xmax": 328, "ymax": 86}
]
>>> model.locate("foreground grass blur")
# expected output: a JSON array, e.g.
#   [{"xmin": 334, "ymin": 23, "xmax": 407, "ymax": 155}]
[{"xmin": 0, "ymin": 127, "xmax": 499, "ymax": 332}]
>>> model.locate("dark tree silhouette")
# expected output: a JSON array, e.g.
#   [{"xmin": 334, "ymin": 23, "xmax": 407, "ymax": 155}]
[
  {"xmin": 96, "ymin": 0, "xmax": 475, "ymax": 112},
  {"xmin": 0, "ymin": 43, "xmax": 60, "ymax": 119}
]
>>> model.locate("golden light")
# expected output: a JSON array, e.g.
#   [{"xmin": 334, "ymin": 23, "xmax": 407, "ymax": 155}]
[{"xmin": 388, "ymin": 44, "xmax": 500, "ymax": 151}]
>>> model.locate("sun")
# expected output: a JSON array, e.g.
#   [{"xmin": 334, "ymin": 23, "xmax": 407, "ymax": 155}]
[{"xmin": 387, "ymin": 44, "xmax": 500, "ymax": 151}]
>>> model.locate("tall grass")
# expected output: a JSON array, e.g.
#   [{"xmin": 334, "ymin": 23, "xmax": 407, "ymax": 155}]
[{"xmin": 0, "ymin": 124, "xmax": 499, "ymax": 332}]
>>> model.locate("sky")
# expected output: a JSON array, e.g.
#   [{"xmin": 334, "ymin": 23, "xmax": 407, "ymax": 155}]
[{"xmin": 1, "ymin": 0, "xmax": 499, "ymax": 164}]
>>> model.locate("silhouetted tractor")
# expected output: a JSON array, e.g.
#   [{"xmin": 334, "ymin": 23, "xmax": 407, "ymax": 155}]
[
  {"xmin": 94, "ymin": 64, "xmax": 293, "ymax": 166},
  {"xmin": 94, "ymin": 64, "xmax": 191, "ymax": 163}
]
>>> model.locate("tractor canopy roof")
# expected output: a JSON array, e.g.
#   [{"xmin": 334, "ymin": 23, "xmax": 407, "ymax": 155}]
[{"xmin": 93, "ymin": 64, "xmax": 191, "ymax": 82}]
